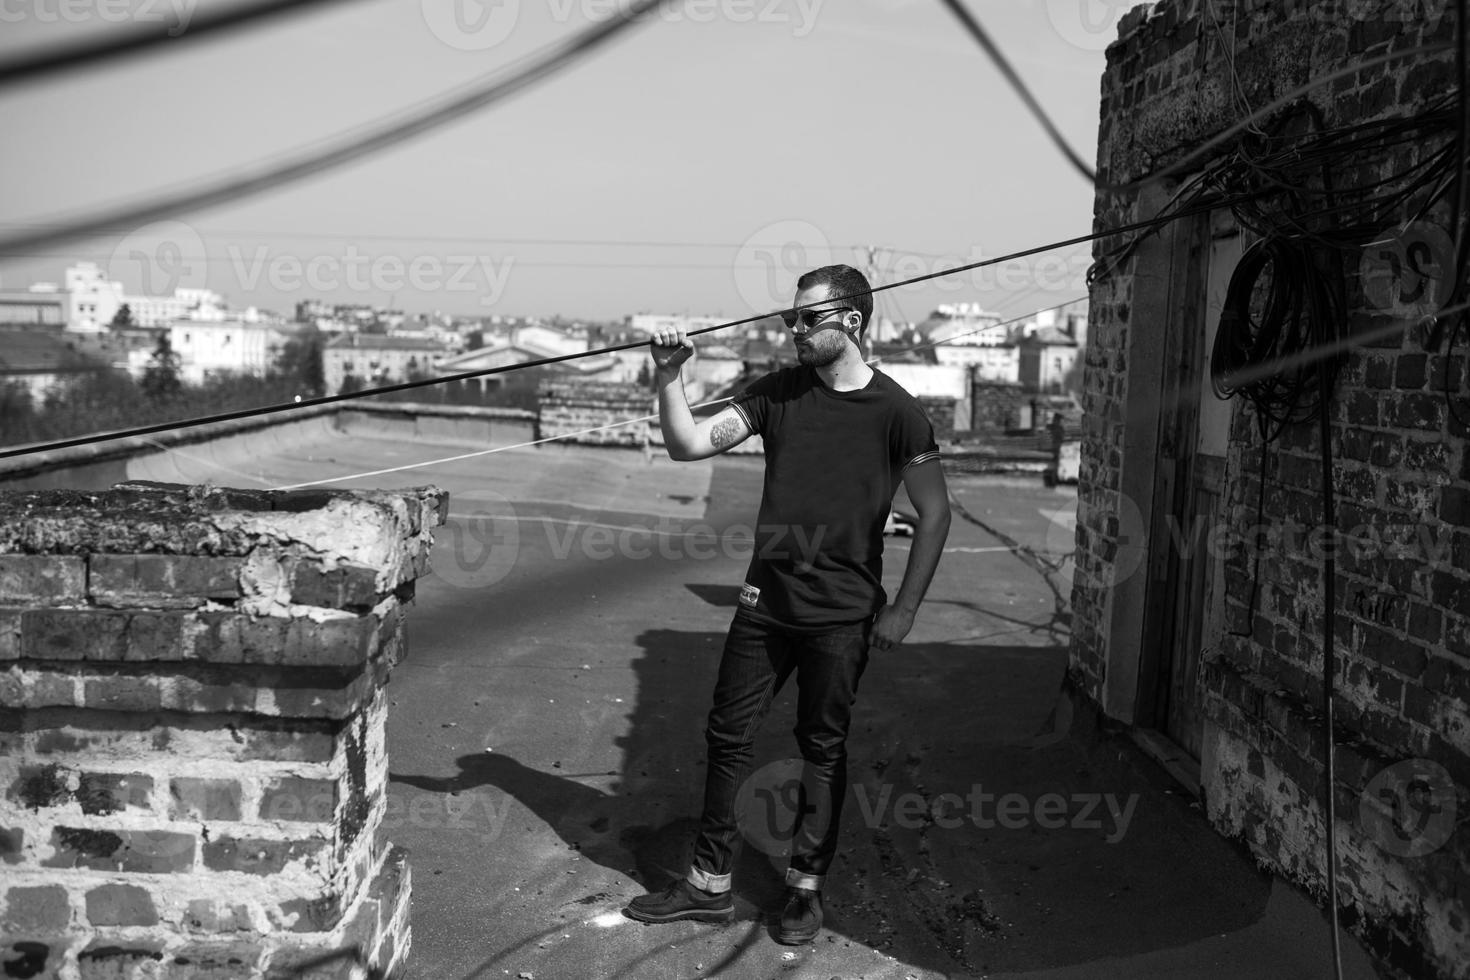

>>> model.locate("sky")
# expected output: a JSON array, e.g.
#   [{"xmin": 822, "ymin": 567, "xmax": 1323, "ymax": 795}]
[{"xmin": 0, "ymin": 0, "xmax": 1125, "ymax": 324}]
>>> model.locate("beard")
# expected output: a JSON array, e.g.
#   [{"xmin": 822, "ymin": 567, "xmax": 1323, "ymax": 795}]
[{"xmin": 795, "ymin": 335, "xmax": 844, "ymax": 366}]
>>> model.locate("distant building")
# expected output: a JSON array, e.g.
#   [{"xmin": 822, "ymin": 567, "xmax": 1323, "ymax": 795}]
[
  {"xmin": 147, "ymin": 321, "xmax": 292, "ymax": 385},
  {"xmin": 627, "ymin": 313, "xmax": 726, "ymax": 336},
  {"xmin": 917, "ymin": 303, "xmax": 1008, "ymax": 347},
  {"xmin": 324, "ymin": 334, "xmax": 449, "ymax": 394},
  {"xmin": 0, "ymin": 329, "xmax": 109, "ymax": 402},
  {"xmin": 1018, "ymin": 325, "xmax": 1080, "ymax": 393},
  {"xmin": 0, "ymin": 285, "xmax": 68, "ymax": 329},
  {"xmin": 63, "ymin": 262, "xmax": 227, "ymax": 333},
  {"xmin": 431, "ymin": 331, "xmax": 615, "ymax": 398}
]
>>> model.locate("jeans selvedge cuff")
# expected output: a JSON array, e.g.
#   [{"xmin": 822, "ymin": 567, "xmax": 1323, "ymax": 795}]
[
  {"xmin": 688, "ymin": 866, "xmax": 732, "ymax": 894},
  {"xmin": 785, "ymin": 868, "xmax": 823, "ymax": 892}
]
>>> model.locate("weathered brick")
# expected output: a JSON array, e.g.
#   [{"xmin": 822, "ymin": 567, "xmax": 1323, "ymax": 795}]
[
  {"xmin": 76, "ymin": 772, "xmax": 152, "ymax": 816},
  {"xmin": 271, "ymin": 894, "xmax": 345, "ymax": 933},
  {"xmin": 1394, "ymin": 392, "xmax": 1444, "ymax": 430},
  {"xmin": 1424, "ymin": 652, "xmax": 1470, "ymax": 702},
  {"xmin": 162, "ymin": 942, "xmax": 263, "ymax": 980},
  {"xmin": 85, "ymin": 883, "xmax": 158, "ymax": 927},
  {"xmin": 0, "ymin": 941, "xmax": 58, "ymax": 978},
  {"xmin": 3, "ymin": 884, "xmax": 70, "ymax": 932},
  {"xmin": 45, "ymin": 828, "xmax": 195, "ymax": 873},
  {"xmin": 0, "ymin": 608, "xmax": 21, "ymax": 661},
  {"xmin": 235, "ymin": 725, "xmax": 336, "ymax": 764},
  {"xmin": 258, "ymin": 776, "xmax": 337, "ymax": 823},
  {"xmin": 124, "ymin": 612, "xmax": 188, "ymax": 661},
  {"xmin": 88, "ymin": 554, "xmax": 242, "ymax": 606},
  {"xmin": 1439, "ymin": 485, "xmax": 1470, "ymax": 527},
  {"xmin": 0, "ymin": 826, "xmax": 22, "ymax": 863},
  {"xmin": 184, "ymin": 898, "xmax": 253, "ymax": 933},
  {"xmin": 1345, "ymin": 391, "xmax": 1380, "ymax": 425},
  {"xmin": 0, "ymin": 555, "xmax": 85, "ymax": 603},
  {"xmin": 23, "ymin": 609, "xmax": 128, "ymax": 661},
  {"xmin": 77, "ymin": 940, "xmax": 165, "ymax": 978},
  {"xmin": 291, "ymin": 562, "xmax": 381, "ymax": 610},
  {"xmin": 82, "ymin": 675, "xmax": 162, "ymax": 713},
  {"xmin": 8, "ymin": 763, "xmax": 71, "ymax": 810},
  {"xmin": 201, "ymin": 836, "xmax": 326, "ymax": 875},
  {"xmin": 1401, "ymin": 438, "xmax": 1450, "ymax": 473},
  {"xmin": 1394, "ymin": 353, "xmax": 1427, "ymax": 388},
  {"xmin": 169, "ymin": 777, "xmax": 242, "ymax": 822}
]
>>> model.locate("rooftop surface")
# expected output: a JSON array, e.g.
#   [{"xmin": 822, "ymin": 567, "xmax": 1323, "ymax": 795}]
[{"xmin": 116, "ymin": 425, "xmax": 1383, "ymax": 980}]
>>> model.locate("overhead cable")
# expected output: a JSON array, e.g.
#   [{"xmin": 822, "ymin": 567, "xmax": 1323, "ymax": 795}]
[
  {"xmin": 0, "ymin": 0, "xmax": 358, "ymax": 86},
  {"xmin": 0, "ymin": 0, "xmax": 665, "ymax": 257},
  {"xmin": 0, "ymin": 201, "xmax": 1236, "ymax": 462}
]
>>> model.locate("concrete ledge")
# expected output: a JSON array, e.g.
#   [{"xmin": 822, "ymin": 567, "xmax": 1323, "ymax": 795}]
[{"xmin": 0, "ymin": 402, "xmax": 537, "ymax": 490}]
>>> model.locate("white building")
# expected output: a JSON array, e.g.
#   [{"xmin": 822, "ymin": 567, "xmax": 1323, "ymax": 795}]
[
  {"xmin": 324, "ymin": 334, "xmax": 449, "ymax": 394},
  {"xmin": 64, "ymin": 262, "xmax": 227, "ymax": 333},
  {"xmin": 130, "ymin": 321, "xmax": 290, "ymax": 385},
  {"xmin": 918, "ymin": 303, "xmax": 1008, "ymax": 347}
]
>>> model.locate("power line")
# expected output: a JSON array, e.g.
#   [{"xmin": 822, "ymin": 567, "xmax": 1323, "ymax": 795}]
[
  {"xmin": 0, "ymin": 0, "xmax": 359, "ymax": 86},
  {"xmin": 255, "ymin": 299, "xmax": 1085, "ymax": 490},
  {"xmin": 935, "ymin": 0, "xmax": 1098, "ymax": 184},
  {"xmin": 0, "ymin": 0, "xmax": 665, "ymax": 258},
  {"xmin": 0, "ymin": 201, "xmax": 1234, "ymax": 462},
  {"xmin": 936, "ymin": 0, "xmax": 1454, "ymax": 194}
]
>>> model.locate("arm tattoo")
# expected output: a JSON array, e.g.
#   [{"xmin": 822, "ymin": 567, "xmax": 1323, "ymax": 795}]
[{"xmin": 709, "ymin": 417, "xmax": 744, "ymax": 450}]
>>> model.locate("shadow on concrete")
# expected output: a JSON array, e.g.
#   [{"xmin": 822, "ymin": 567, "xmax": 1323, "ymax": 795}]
[{"xmin": 393, "ymin": 626, "xmax": 1277, "ymax": 977}]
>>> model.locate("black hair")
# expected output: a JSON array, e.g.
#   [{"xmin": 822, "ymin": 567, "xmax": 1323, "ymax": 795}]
[{"xmin": 795, "ymin": 264, "xmax": 873, "ymax": 335}]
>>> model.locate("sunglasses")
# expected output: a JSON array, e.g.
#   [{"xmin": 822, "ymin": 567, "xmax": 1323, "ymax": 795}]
[{"xmin": 780, "ymin": 306, "xmax": 854, "ymax": 331}]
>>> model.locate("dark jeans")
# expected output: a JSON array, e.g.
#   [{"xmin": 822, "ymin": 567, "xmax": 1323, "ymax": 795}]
[{"xmin": 691, "ymin": 612, "xmax": 871, "ymax": 888}]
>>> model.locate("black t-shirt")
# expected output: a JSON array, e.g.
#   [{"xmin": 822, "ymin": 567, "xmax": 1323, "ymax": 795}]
[{"xmin": 729, "ymin": 365, "xmax": 940, "ymax": 632}]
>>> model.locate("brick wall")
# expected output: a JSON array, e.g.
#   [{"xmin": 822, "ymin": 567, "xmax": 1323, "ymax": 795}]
[
  {"xmin": 1079, "ymin": 2, "xmax": 1468, "ymax": 978},
  {"xmin": 970, "ymin": 379, "xmax": 1028, "ymax": 433},
  {"xmin": 0, "ymin": 481, "xmax": 446, "ymax": 979},
  {"xmin": 536, "ymin": 380, "xmax": 652, "ymax": 447}
]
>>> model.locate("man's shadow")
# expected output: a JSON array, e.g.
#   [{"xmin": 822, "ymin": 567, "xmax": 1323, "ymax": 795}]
[{"xmin": 390, "ymin": 623, "xmax": 789, "ymax": 920}]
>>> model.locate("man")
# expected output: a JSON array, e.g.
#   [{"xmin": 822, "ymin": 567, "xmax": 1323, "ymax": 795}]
[{"xmin": 622, "ymin": 265, "xmax": 951, "ymax": 945}]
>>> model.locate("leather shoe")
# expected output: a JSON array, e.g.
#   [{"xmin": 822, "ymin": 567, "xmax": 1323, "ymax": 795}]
[
  {"xmin": 776, "ymin": 886, "xmax": 822, "ymax": 945},
  {"xmin": 623, "ymin": 878, "xmax": 734, "ymax": 924}
]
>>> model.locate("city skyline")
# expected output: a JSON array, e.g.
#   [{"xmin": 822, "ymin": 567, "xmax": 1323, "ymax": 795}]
[{"xmin": 0, "ymin": 1, "xmax": 1111, "ymax": 322}]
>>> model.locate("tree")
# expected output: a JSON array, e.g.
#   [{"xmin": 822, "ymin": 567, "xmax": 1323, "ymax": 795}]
[
  {"xmin": 140, "ymin": 333, "xmax": 183, "ymax": 403},
  {"xmin": 274, "ymin": 332, "xmax": 325, "ymax": 397},
  {"xmin": 110, "ymin": 303, "xmax": 134, "ymax": 330},
  {"xmin": 465, "ymin": 329, "xmax": 484, "ymax": 350}
]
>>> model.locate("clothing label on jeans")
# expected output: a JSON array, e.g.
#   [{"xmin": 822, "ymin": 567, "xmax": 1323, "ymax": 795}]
[{"xmin": 739, "ymin": 583, "xmax": 760, "ymax": 608}]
